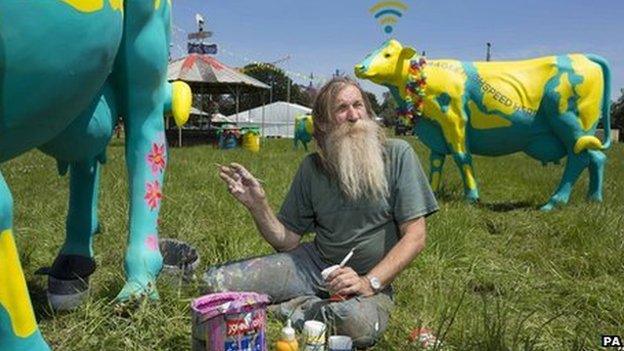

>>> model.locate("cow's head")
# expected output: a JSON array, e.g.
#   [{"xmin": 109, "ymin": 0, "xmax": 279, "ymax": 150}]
[{"xmin": 354, "ymin": 39, "xmax": 417, "ymax": 88}]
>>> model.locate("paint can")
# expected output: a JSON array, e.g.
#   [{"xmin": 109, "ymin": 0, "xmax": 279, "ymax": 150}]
[
  {"xmin": 302, "ymin": 320, "xmax": 327, "ymax": 351},
  {"xmin": 159, "ymin": 238, "xmax": 200, "ymax": 282},
  {"xmin": 191, "ymin": 292, "xmax": 270, "ymax": 351},
  {"xmin": 241, "ymin": 128, "xmax": 260, "ymax": 153}
]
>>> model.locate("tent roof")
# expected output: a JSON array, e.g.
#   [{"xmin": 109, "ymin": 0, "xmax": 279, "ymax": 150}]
[
  {"xmin": 211, "ymin": 113, "xmax": 234, "ymax": 123},
  {"xmin": 226, "ymin": 101, "xmax": 311, "ymax": 123},
  {"xmin": 168, "ymin": 54, "xmax": 270, "ymax": 94},
  {"xmin": 190, "ymin": 107, "xmax": 209, "ymax": 116}
]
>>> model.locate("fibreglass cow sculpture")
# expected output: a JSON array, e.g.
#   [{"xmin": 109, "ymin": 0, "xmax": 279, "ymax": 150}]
[
  {"xmin": 294, "ymin": 114, "xmax": 314, "ymax": 151},
  {"xmin": 355, "ymin": 39, "xmax": 612, "ymax": 211},
  {"xmin": 0, "ymin": 1, "xmax": 191, "ymax": 349}
]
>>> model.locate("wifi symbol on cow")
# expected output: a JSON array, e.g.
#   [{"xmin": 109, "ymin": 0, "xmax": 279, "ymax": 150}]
[{"xmin": 369, "ymin": 1, "xmax": 408, "ymax": 34}]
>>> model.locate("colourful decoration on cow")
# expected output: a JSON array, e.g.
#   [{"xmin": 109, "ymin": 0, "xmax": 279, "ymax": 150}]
[
  {"xmin": 294, "ymin": 114, "xmax": 314, "ymax": 151},
  {"xmin": 355, "ymin": 39, "xmax": 611, "ymax": 211},
  {"xmin": 147, "ymin": 142, "xmax": 167, "ymax": 176},
  {"xmin": 398, "ymin": 57, "xmax": 427, "ymax": 126},
  {"xmin": 145, "ymin": 181, "xmax": 163, "ymax": 210},
  {"xmin": 0, "ymin": 1, "xmax": 191, "ymax": 349},
  {"xmin": 145, "ymin": 235, "xmax": 159, "ymax": 251}
]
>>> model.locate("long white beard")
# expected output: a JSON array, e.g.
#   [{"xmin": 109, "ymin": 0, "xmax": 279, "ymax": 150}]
[{"xmin": 324, "ymin": 118, "xmax": 388, "ymax": 201}]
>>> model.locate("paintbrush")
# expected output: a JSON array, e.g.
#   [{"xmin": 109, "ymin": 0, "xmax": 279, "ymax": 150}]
[{"xmin": 339, "ymin": 247, "xmax": 355, "ymax": 268}]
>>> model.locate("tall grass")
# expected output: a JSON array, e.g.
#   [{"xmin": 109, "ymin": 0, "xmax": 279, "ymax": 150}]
[{"xmin": 1, "ymin": 135, "xmax": 622, "ymax": 350}]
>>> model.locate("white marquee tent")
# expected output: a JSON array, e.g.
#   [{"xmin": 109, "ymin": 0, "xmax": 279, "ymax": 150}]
[{"xmin": 227, "ymin": 101, "xmax": 311, "ymax": 138}]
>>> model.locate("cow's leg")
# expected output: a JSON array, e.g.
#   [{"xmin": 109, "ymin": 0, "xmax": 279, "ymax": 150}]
[
  {"xmin": 587, "ymin": 150, "xmax": 606, "ymax": 202},
  {"xmin": 429, "ymin": 151, "xmax": 446, "ymax": 193},
  {"xmin": 114, "ymin": 6, "xmax": 168, "ymax": 302},
  {"xmin": 37, "ymin": 85, "xmax": 115, "ymax": 310},
  {"xmin": 46, "ymin": 159, "xmax": 100, "ymax": 310},
  {"xmin": 61, "ymin": 160, "xmax": 101, "ymax": 257},
  {"xmin": 541, "ymin": 152, "xmax": 589, "ymax": 211},
  {"xmin": 0, "ymin": 172, "xmax": 50, "ymax": 351},
  {"xmin": 451, "ymin": 152, "xmax": 479, "ymax": 203},
  {"xmin": 114, "ymin": 104, "xmax": 166, "ymax": 302},
  {"xmin": 434, "ymin": 103, "xmax": 476, "ymax": 202}
]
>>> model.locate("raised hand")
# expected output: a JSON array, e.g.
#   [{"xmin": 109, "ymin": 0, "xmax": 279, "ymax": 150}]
[{"xmin": 218, "ymin": 163, "xmax": 266, "ymax": 209}]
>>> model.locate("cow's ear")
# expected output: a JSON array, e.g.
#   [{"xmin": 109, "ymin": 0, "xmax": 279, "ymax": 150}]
[{"xmin": 400, "ymin": 47, "xmax": 417, "ymax": 60}]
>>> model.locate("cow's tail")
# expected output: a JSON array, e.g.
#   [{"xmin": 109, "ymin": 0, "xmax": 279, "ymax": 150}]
[{"xmin": 588, "ymin": 54, "xmax": 612, "ymax": 150}]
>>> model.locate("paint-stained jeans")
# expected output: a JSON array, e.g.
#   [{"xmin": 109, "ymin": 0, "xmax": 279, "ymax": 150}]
[{"xmin": 202, "ymin": 243, "xmax": 394, "ymax": 348}]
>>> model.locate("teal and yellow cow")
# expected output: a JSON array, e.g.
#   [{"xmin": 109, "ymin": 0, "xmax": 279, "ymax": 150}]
[
  {"xmin": 294, "ymin": 114, "xmax": 314, "ymax": 151},
  {"xmin": 355, "ymin": 39, "xmax": 611, "ymax": 210},
  {"xmin": 0, "ymin": 1, "xmax": 191, "ymax": 349}
]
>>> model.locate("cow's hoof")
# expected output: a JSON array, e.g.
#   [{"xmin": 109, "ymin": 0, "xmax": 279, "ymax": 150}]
[
  {"xmin": 540, "ymin": 197, "xmax": 567, "ymax": 211},
  {"xmin": 587, "ymin": 194, "xmax": 603, "ymax": 203},
  {"xmin": 115, "ymin": 280, "xmax": 159, "ymax": 305},
  {"xmin": 41, "ymin": 254, "xmax": 96, "ymax": 311},
  {"xmin": 540, "ymin": 202, "xmax": 556, "ymax": 211},
  {"xmin": 466, "ymin": 196, "xmax": 480, "ymax": 204},
  {"xmin": 465, "ymin": 189, "xmax": 479, "ymax": 204},
  {"xmin": 47, "ymin": 275, "xmax": 90, "ymax": 311}
]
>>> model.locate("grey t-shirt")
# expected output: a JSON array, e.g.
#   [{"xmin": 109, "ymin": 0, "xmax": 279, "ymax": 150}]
[{"xmin": 277, "ymin": 139, "xmax": 438, "ymax": 275}]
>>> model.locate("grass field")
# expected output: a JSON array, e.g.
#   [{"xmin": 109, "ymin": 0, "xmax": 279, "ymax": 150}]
[{"xmin": 1, "ymin": 135, "xmax": 623, "ymax": 350}]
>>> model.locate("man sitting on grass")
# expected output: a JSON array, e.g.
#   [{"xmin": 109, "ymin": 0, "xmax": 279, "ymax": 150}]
[{"xmin": 203, "ymin": 76, "xmax": 438, "ymax": 348}]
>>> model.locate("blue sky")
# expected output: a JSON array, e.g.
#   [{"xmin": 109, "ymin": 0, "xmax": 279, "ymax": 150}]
[{"xmin": 171, "ymin": 0, "xmax": 623, "ymax": 102}]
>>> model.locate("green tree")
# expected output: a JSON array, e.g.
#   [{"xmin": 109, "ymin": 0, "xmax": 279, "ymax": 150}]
[
  {"xmin": 379, "ymin": 91, "xmax": 398, "ymax": 127},
  {"xmin": 231, "ymin": 63, "xmax": 308, "ymax": 112},
  {"xmin": 611, "ymin": 88, "xmax": 624, "ymax": 140},
  {"xmin": 364, "ymin": 91, "xmax": 381, "ymax": 116}
]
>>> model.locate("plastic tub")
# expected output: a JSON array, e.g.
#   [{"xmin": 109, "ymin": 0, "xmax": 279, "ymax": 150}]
[{"xmin": 191, "ymin": 292, "xmax": 270, "ymax": 351}]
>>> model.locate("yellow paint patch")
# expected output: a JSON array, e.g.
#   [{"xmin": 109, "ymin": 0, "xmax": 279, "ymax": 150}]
[
  {"xmin": 569, "ymin": 55, "xmax": 603, "ymax": 131},
  {"xmin": 432, "ymin": 159, "xmax": 442, "ymax": 168},
  {"xmin": 555, "ymin": 72, "xmax": 574, "ymax": 114},
  {"xmin": 422, "ymin": 61, "xmax": 468, "ymax": 153},
  {"xmin": 474, "ymin": 56, "xmax": 558, "ymax": 117},
  {"xmin": 468, "ymin": 101, "xmax": 512, "ymax": 129},
  {"xmin": 109, "ymin": 0, "xmax": 123, "ymax": 11},
  {"xmin": 62, "ymin": 0, "xmax": 104, "ymax": 12},
  {"xmin": 154, "ymin": 0, "xmax": 161, "ymax": 9},
  {"xmin": 431, "ymin": 172, "xmax": 441, "ymax": 191},
  {"xmin": 574, "ymin": 135, "xmax": 602, "ymax": 154},
  {"xmin": 305, "ymin": 117, "xmax": 314, "ymax": 134},
  {"xmin": 0, "ymin": 230, "xmax": 37, "ymax": 338},
  {"xmin": 463, "ymin": 165, "xmax": 476, "ymax": 189}
]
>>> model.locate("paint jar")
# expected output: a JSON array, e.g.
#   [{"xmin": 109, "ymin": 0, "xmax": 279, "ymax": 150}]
[
  {"xmin": 303, "ymin": 320, "xmax": 326, "ymax": 351},
  {"xmin": 328, "ymin": 335, "xmax": 353, "ymax": 351},
  {"xmin": 241, "ymin": 128, "xmax": 260, "ymax": 153},
  {"xmin": 191, "ymin": 292, "xmax": 270, "ymax": 351},
  {"xmin": 159, "ymin": 238, "xmax": 200, "ymax": 283}
]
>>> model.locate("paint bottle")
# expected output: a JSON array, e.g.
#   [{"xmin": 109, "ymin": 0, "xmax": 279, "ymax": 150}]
[{"xmin": 276, "ymin": 319, "xmax": 299, "ymax": 351}]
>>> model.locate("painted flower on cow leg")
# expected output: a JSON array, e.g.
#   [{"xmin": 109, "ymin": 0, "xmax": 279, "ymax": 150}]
[
  {"xmin": 145, "ymin": 235, "xmax": 159, "ymax": 251},
  {"xmin": 146, "ymin": 143, "xmax": 166, "ymax": 176},
  {"xmin": 144, "ymin": 180, "xmax": 162, "ymax": 210}
]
